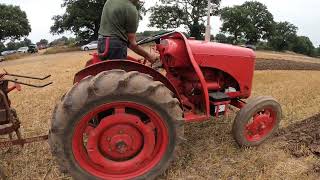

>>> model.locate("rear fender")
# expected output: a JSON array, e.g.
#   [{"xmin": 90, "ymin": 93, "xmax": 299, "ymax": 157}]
[{"xmin": 74, "ymin": 60, "xmax": 181, "ymax": 101}]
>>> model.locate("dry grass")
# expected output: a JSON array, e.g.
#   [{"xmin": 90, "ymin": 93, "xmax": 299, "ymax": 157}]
[
  {"xmin": 0, "ymin": 51, "xmax": 320, "ymax": 179},
  {"xmin": 3, "ymin": 53, "xmax": 32, "ymax": 61},
  {"xmin": 43, "ymin": 46, "xmax": 81, "ymax": 55}
]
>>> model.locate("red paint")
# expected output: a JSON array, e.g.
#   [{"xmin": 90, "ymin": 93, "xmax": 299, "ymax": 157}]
[
  {"xmin": 99, "ymin": 37, "xmax": 110, "ymax": 57},
  {"xmin": 244, "ymin": 108, "xmax": 276, "ymax": 142},
  {"xmin": 76, "ymin": 31, "xmax": 256, "ymax": 123},
  {"xmin": 72, "ymin": 102, "xmax": 169, "ymax": 179}
]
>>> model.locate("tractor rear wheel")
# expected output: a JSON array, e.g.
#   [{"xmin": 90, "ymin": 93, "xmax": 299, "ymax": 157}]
[
  {"xmin": 232, "ymin": 96, "xmax": 282, "ymax": 147},
  {"xmin": 49, "ymin": 70, "xmax": 184, "ymax": 180}
]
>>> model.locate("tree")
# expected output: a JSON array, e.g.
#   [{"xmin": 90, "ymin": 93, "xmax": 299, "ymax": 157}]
[
  {"xmin": 220, "ymin": 1, "xmax": 274, "ymax": 44},
  {"xmin": 6, "ymin": 38, "xmax": 32, "ymax": 50},
  {"xmin": 36, "ymin": 39, "xmax": 49, "ymax": 46},
  {"xmin": 51, "ymin": 0, "xmax": 146, "ymax": 42},
  {"xmin": 149, "ymin": 0, "xmax": 221, "ymax": 40},
  {"xmin": 0, "ymin": 42, "xmax": 5, "ymax": 52},
  {"xmin": 220, "ymin": 6, "xmax": 246, "ymax": 44},
  {"xmin": 215, "ymin": 33, "xmax": 233, "ymax": 44},
  {"xmin": 316, "ymin": 45, "xmax": 320, "ymax": 57},
  {"xmin": 49, "ymin": 36, "xmax": 78, "ymax": 47},
  {"xmin": 290, "ymin": 36, "xmax": 315, "ymax": 56},
  {"xmin": 268, "ymin": 22, "xmax": 298, "ymax": 51},
  {"xmin": 0, "ymin": 4, "xmax": 31, "ymax": 42}
]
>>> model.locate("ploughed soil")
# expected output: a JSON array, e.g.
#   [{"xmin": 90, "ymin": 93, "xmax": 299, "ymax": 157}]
[
  {"xmin": 276, "ymin": 113, "xmax": 320, "ymax": 171},
  {"xmin": 256, "ymin": 59, "xmax": 320, "ymax": 71}
]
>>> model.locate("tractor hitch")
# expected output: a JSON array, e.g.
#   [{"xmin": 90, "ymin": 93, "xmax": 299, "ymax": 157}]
[
  {"xmin": 1, "ymin": 70, "xmax": 52, "ymax": 89},
  {"xmin": 0, "ymin": 70, "xmax": 52, "ymax": 149}
]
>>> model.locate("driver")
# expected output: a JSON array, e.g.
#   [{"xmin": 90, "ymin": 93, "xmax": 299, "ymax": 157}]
[{"xmin": 98, "ymin": 0, "xmax": 157, "ymax": 63}]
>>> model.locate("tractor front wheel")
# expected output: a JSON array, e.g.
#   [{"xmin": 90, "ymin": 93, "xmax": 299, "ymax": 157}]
[
  {"xmin": 49, "ymin": 70, "xmax": 184, "ymax": 180},
  {"xmin": 232, "ymin": 96, "xmax": 282, "ymax": 147}
]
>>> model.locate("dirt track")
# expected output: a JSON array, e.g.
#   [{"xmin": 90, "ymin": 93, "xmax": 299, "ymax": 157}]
[
  {"xmin": 276, "ymin": 114, "xmax": 320, "ymax": 172},
  {"xmin": 277, "ymin": 114, "xmax": 320, "ymax": 158},
  {"xmin": 256, "ymin": 59, "xmax": 320, "ymax": 71}
]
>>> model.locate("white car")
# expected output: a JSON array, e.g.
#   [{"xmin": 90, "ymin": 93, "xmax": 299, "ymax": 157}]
[
  {"xmin": 17, "ymin": 47, "xmax": 29, "ymax": 53},
  {"xmin": 81, "ymin": 41, "xmax": 98, "ymax": 51}
]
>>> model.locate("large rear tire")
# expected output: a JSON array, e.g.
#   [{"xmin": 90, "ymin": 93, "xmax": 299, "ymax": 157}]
[
  {"xmin": 49, "ymin": 70, "xmax": 184, "ymax": 180},
  {"xmin": 232, "ymin": 96, "xmax": 282, "ymax": 147}
]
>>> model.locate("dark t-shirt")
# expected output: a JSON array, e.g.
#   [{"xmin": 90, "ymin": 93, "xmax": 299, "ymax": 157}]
[{"xmin": 98, "ymin": 0, "xmax": 139, "ymax": 43}]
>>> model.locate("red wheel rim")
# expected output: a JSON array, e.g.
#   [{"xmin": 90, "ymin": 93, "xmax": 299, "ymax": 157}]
[
  {"xmin": 244, "ymin": 108, "xmax": 276, "ymax": 142},
  {"xmin": 72, "ymin": 102, "xmax": 169, "ymax": 179}
]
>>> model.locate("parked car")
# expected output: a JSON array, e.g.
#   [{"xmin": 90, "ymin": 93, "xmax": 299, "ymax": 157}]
[
  {"xmin": 28, "ymin": 44, "xmax": 38, "ymax": 53},
  {"xmin": 17, "ymin": 47, "xmax": 29, "ymax": 53},
  {"xmin": 81, "ymin": 41, "xmax": 98, "ymax": 51},
  {"xmin": 1, "ymin": 50, "xmax": 16, "ymax": 56}
]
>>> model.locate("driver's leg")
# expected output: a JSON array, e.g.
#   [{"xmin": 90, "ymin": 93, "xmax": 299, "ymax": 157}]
[{"xmin": 98, "ymin": 36, "xmax": 128, "ymax": 60}]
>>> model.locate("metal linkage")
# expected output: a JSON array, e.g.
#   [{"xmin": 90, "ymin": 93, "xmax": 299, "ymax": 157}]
[
  {"xmin": 0, "ymin": 69, "xmax": 52, "ymax": 88},
  {"xmin": 0, "ymin": 70, "xmax": 52, "ymax": 149},
  {"xmin": 0, "ymin": 135, "xmax": 48, "ymax": 148},
  {"xmin": 3, "ymin": 79, "xmax": 52, "ymax": 88}
]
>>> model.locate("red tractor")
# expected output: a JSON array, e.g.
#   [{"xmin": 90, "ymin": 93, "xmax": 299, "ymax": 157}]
[{"xmin": 49, "ymin": 31, "xmax": 281, "ymax": 179}]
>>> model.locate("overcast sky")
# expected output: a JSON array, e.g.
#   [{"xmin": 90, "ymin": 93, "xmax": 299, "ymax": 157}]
[{"xmin": 0, "ymin": 0, "xmax": 319, "ymax": 46}]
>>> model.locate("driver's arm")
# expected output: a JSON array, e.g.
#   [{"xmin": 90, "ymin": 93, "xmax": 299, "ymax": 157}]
[{"xmin": 128, "ymin": 33, "xmax": 157, "ymax": 64}]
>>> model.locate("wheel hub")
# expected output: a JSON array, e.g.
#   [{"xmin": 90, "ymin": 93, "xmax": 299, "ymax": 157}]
[
  {"xmin": 245, "ymin": 109, "xmax": 276, "ymax": 141},
  {"xmin": 98, "ymin": 124, "xmax": 143, "ymax": 160},
  {"xmin": 86, "ymin": 113, "xmax": 156, "ymax": 173}
]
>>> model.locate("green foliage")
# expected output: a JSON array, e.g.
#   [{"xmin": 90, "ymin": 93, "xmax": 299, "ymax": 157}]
[
  {"xmin": 36, "ymin": 39, "xmax": 49, "ymax": 46},
  {"xmin": 268, "ymin": 22, "xmax": 298, "ymax": 51},
  {"xmin": 220, "ymin": 1, "xmax": 274, "ymax": 44},
  {"xmin": 290, "ymin": 36, "xmax": 315, "ymax": 56},
  {"xmin": 50, "ymin": 0, "xmax": 105, "ymax": 42},
  {"xmin": 49, "ymin": 36, "xmax": 70, "ymax": 47},
  {"xmin": 6, "ymin": 38, "xmax": 32, "ymax": 50},
  {"xmin": 0, "ymin": 4, "xmax": 31, "ymax": 42},
  {"xmin": 0, "ymin": 42, "xmax": 5, "ymax": 52},
  {"xmin": 219, "ymin": 6, "xmax": 246, "ymax": 44},
  {"xmin": 256, "ymin": 41, "xmax": 272, "ymax": 50},
  {"xmin": 49, "ymin": 36, "xmax": 79, "ymax": 47},
  {"xmin": 149, "ymin": 0, "xmax": 221, "ymax": 40},
  {"xmin": 51, "ymin": 0, "xmax": 145, "ymax": 42},
  {"xmin": 215, "ymin": 33, "xmax": 233, "ymax": 44},
  {"xmin": 136, "ymin": 30, "xmax": 167, "ymax": 41},
  {"xmin": 316, "ymin": 46, "xmax": 320, "ymax": 57}
]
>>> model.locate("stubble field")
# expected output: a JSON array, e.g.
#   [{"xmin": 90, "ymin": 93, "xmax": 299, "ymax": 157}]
[{"xmin": 0, "ymin": 50, "xmax": 320, "ymax": 179}]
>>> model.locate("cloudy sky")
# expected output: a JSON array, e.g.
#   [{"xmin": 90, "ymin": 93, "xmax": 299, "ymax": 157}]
[{"xmin": 0, "ymin": 0, "xmax": 319, "ymax": 46}]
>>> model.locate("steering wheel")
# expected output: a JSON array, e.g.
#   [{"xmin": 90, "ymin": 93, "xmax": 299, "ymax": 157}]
[{"xmin": 137, "ymin": 31, "xmax": 175, "ymax": 45}]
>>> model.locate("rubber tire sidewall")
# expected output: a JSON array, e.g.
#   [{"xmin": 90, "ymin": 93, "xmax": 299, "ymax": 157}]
[
  {"xmin": 62, "ymin": 94, "xmax": 177, "ymax": 180},
  {"xmin": 84, "ymin": 47, "xmax": 89, "ymax": 51},
  {"xmin": 232, "ymin": 98, "xmax": 282, "ymax": 147}
]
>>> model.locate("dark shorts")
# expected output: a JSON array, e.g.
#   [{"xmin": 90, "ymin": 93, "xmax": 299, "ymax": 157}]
[{"xmin": 98, "ymin": 36, "xmax": 128, "ymax": 60}]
